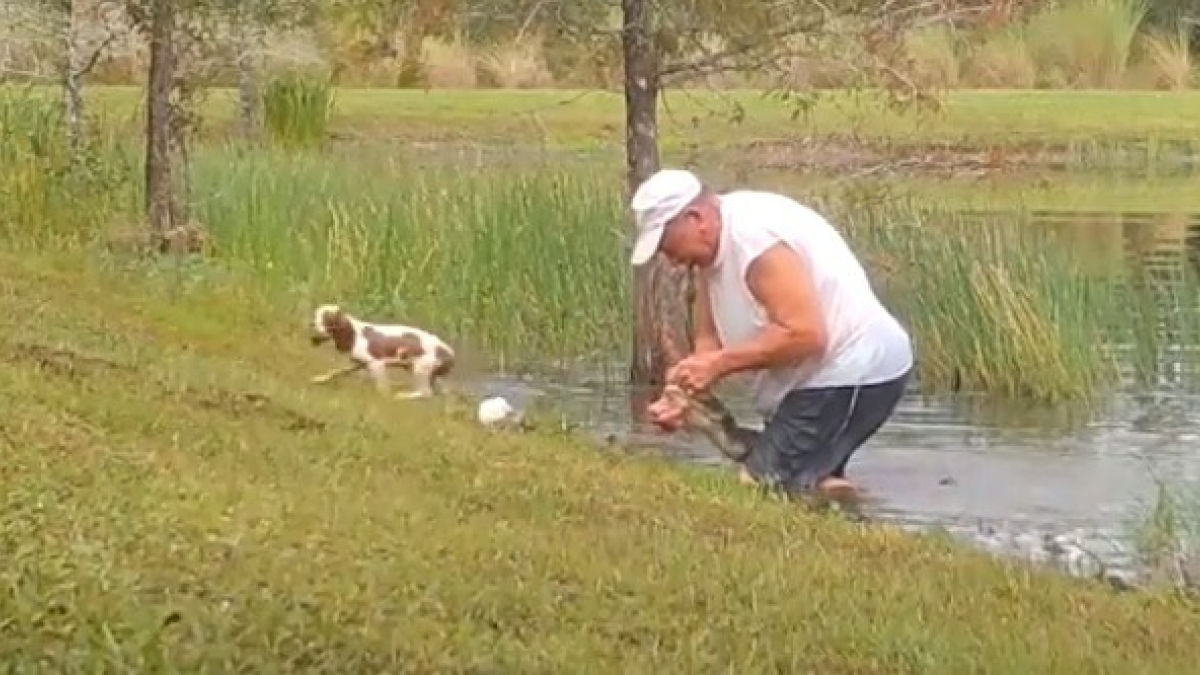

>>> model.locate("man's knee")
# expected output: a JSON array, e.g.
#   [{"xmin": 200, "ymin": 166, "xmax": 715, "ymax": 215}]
[
  {"xmin": 744, "ymin": 391, "xmax": 848, "ymax": 492},
  {"xmin": 739, "ymin": 375, "xmax": 909, "ymax": 490},
  {"xmin": 840, "ymin": 373, "xmax": 910, "ymax": 450},
  {"xmin": 776, "ymin": 426, "xmax": 840, "ymax": 491}
]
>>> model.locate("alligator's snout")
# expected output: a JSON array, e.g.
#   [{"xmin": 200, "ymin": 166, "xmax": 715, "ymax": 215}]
[{"xmin": 664, "ymin": 385, "xmax": 752, "ymax": 462}]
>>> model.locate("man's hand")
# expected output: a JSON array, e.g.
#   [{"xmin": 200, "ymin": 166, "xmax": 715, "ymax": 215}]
[
  {"xmin": 647, "ymin": 393, "xmax": 687, "ymax": 432},
  {"xmin": 667, "ymin": 350, "xmax": 726, "ymax": 394}
]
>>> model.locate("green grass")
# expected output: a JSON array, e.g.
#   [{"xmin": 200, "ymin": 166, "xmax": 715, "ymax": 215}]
[
  {"xmin": 261, "ymin": 72, "xmax": 334, "ymax": 148},
  {"xmin": 188, "ymin": 146, "xmax": 628, "ymax": 363},
  {"xmin": 2, "ymin": 247, "xmax": 1200, "ymax": 672},
  {"xmin": 1131, "ymin": 481, "xmax": 1200, "ymax": 588},
  {"xmin": 25, "ymin": 84, "xmax": 1200, "ymax": 150},
  {"xmin": 836, "ymin": 201, "xmax": 1123, "ymax": 403}
]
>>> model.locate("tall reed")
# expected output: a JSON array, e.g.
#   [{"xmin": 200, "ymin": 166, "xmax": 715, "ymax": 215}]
[
  {"xmin": 184, "ymin": 151, "xmax": 1147, "ymax": 402},
  {"xmin": 831, "ymin": 198, "xmax": 1124, "ymax": 404},
  {"xmin": 1112, "ymin": 226, "xmax": 1200, "ymax": 391},
  {"xmin": 261, "ymin": 72, "xmax": 334, "ymax": 148},
  {"xmin": 0, "ymin": 109, "xmax": 1189, "ymax": 401},
  {"xmin": 1024, "ymin": 0, "xmax": 1150, "ymax": 87},
  {"xmin": 1127, "ymin": 478, "xmax": 1200, "ymax": 591},
  {"xmin": 0, "ymin": 89, "xmax": 135, "ymax": 247},
  {"xmin": 187, "ymin": 147, "xmax": 628, "ymax": 362},
  {"xmin": 1139, "ymin": 25, "xmax": 1193, "ymax": 90}
]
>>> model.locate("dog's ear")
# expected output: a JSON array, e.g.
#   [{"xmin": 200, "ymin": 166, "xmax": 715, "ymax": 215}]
[
  {"xmin": 324, "ymin": 307, "xmax": 355, "ymax": 339},
  {"xmin": 319, "ymin": 306, "xmax": 338, "ymax": 327}
]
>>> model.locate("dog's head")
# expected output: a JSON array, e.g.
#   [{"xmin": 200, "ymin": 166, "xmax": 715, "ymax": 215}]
[{"xmin": 310, "ymin": 304, "xmax": 353, "ymax": 349}]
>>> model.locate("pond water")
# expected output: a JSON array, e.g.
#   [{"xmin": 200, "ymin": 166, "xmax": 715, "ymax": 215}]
[
  {"xmin": 471, "ymin": 375, "xmax": 1200, "ymax": 581},
  {"xmin": 468, "ymin": 200, "xmax": 1200, "ymax": 586}
]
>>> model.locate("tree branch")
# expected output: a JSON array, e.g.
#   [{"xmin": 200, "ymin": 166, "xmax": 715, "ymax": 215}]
[
  {"xmin": 77, "ymin": 31, "xmax": 118, "ymax": 77},
  {"xmin": 658, "ymin": 15, "xmax": 831, "ymax": 79}
]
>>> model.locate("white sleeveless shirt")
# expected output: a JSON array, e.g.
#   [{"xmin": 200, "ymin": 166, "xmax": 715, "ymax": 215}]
[{"xmin": 704, "ymin": 190, "xmax": 913, "ymax": 417}]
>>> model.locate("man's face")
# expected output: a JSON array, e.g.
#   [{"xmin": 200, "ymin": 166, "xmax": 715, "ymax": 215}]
[{"xmin": 658, "ymin": 204, "xmax": 718, "ymax": 268}]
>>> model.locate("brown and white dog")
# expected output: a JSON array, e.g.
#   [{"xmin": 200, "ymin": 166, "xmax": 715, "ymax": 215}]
[{"xmin": 308, "ymin": 304, "xmax": 456, "ymax": 399}]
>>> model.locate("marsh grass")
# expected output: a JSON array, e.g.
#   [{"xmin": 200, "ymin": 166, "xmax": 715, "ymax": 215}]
[
  {"xmin": 1128, "ymin": 478, "xmax": 1200, "ymax": 591},
  {"xmin": 1024, "ymin": 0, "xmax": 1150, "ymax": 88},
  {"xmin": 0, "ymin": 91, "xmax": 1191, "ymax": 401},
  {"xmin": 901, "ymin": 0, "xmax": 1187, "ymax": 90},
  {"xmin": 962, "ymin": 28, "xmax": 1039, "ymax": 89},
  {"xmin": 188, "ymin": 146, "xmax": 628, "ymax": 363},
  {"xmin": 0, "ymin": 90, "xmax": 135, "ymax": 246},
  {"xmin": 1114, "ymin": 245, "xmax": 1200, "ymax": 390},
  {"xmin": 3, "ymin": 249, "xmax": 1200, "ymax": 672},
  {"xmin": 261, "ymin": 72, "xmax": 334, "ymax": 148},
  {"xmin": 835, "ymin": 199, "xmax": 1123, "ymax": 403},
  {"xmin": 183, "ymin": 150, "xmax": 1158, "ymax": 403},
  {"xmin": 1139, "ymin": 26, "xmax": 1193, "ymax": 90}
]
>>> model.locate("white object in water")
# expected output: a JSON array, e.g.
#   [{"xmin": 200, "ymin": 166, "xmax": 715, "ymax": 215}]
[{"xmin": 478, "ymin": 396, "xmax": 517, "ymax": 428}]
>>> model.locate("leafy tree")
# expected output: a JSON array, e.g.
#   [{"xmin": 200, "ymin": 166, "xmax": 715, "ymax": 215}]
[
  {"xmin": 122, "ymin": 0, "xmax": 318, "ymax": 249},
  {"xmin": 4, "ymin": 0, "xmax": 124, "ymax": 159}
]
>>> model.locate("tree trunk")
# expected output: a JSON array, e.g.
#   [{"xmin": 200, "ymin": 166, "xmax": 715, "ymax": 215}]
[
  {"xmin": 168, "ymin": 81, "xmax": 191, "ymax": 228},
  {"xmin": 63, "ymin": 0, "xmax": 84, "ymax": 162},
  {"xmin": 235, "ymin": 26, "xmax": 262, "ymax": 142},
  {"xmin": 145, "ymin": 0, "xmax": 177, "ymax": 238},
  {"xmin": 622, "ymin": 0, "xmax": 692, "ymax": 423}
]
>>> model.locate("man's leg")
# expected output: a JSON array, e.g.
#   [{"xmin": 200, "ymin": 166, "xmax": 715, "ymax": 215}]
[
  {"xmin": 739, "ymin": 370, "xmax": 910, "ymax": 496},
  {"xmin": 738, "ymin": 387, "xmax": 857, "ymax": 494},
  {"xmin": 830, "ymin": 369, "xmax": 911, "ymax": 479}
]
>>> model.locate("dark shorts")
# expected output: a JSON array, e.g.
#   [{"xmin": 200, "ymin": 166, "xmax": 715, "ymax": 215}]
[{"xmin": 738, "ymin": 368, "xmax": 911, "ymax": 495}]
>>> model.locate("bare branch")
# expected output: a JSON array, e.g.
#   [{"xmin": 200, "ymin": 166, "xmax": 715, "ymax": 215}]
[
  {"xmin": 658, "ymin": 15, "xmax": 829, "ymax": 79},
  {"xmin": 77, "ymin": 31, "xmax": 117, "ymax": 77}
]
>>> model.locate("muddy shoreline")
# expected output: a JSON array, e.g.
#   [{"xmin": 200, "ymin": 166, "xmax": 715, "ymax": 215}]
[
  {"xmin": 719, "ymin": 137, "xmax": 1200, "ymax": 177},
  {"xmin": 320, "ymin": 132, "xmax": 1200, "ymax": 178}
]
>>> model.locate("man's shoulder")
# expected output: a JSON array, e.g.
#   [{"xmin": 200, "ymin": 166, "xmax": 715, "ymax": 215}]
[
  {"xmin": 721, "ymin": 189, "xmax": 800, "ymax": 206},
  {"xmin": 721, "ymin": 190, "xmax": 826, "ymax": 227}
]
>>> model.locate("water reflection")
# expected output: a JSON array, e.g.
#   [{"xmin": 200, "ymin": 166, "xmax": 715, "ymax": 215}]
[{"xmin": 941, "ymin": 209, "xmax": 1200, "ymax": 278}]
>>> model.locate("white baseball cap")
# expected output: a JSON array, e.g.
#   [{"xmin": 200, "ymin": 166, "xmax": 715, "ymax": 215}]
[{"xmin": 628, "ymin": 168, "xmax": 703, "ymax": 266}]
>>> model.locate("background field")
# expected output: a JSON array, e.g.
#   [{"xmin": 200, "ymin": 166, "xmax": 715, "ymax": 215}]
[{"xmin": 23, "ymin": 86, "xmax": 1200, "ymax": 148}]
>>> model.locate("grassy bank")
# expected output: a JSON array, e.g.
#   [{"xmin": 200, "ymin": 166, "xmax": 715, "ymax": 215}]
[
  {"xmin": 18, "ymin": 84, "xmax": 1200, "ymax": 150},
  {"xmin": 2, "ymin": 247, "xmax": 1200, "ymax": 672}
]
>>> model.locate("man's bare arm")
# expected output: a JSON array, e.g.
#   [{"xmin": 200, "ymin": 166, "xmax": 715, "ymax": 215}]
[
  {"xmin": 692, "ymin": 273, "xmax": 723, "ymax": 354},
  {"xmin": 713, "ymin": 242, "xmax": 828, "ymax": 378}
]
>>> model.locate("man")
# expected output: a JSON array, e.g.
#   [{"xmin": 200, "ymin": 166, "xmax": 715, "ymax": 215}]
[{"xmin": 629, "ymin": 168, "xmax": 913, "ymax": 499}]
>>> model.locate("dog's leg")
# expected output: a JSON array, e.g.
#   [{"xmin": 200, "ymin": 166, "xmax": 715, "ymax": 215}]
[
  {"xmin": 430, "ymin": 370, "xmax": 446, "ymax": 395},
  {"xmin": 311, "ymin": 362, "xmax": 362, "ymax": 385},
  {"xmin": 366, "ymin": 360, "xmax": 393, "ymax": 395},
  {"xmin": 394, "ymin": 355, "xmax": 437, "ymax": 400}
]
